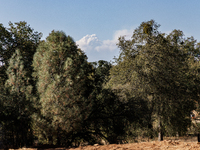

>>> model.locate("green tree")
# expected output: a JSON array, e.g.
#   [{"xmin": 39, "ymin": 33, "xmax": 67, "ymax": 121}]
[
  {"xmin": 32, "ymin": 31, "xmax": 94, "ymax": 145},
  {"xmin": 79, "ymin": 60, "xmax": 149, "ymax": 144},
  {"xmin": 0, "ymin": 21, "xmax": 42, "ymax": 67},
  {"xmin": 110, "ymin": 20, "xmax": 199, "ymax": 141},
  {"xmin": 4, "ymin": 49, "xmax": 33, "ymax": 147},
  {"xmin": 0, "ymin": 21, "xmax": 42, "ymax": 89},
  {"xmin": 90, "ymin": 60, "xmax": 112, "ymax": 89},
  {"xmin": 0, "ymin": 21, "xmax": 41, "ymax": 147}
]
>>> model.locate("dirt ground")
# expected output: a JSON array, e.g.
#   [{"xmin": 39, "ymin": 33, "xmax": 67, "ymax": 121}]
[
  {"xmin": 65, "ymin": 140, "xmax": 200, "ymax": 150},
  {"xmin": 7, "ymin": 136, "xmax": 200, "ymax": 150},
  {"xmin": 10, "ymin": 140, "xmax": 200, "ymax": 150}
]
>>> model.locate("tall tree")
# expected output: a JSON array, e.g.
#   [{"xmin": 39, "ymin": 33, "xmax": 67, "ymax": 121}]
[
  {"xmin": 0, "ymin": 21, "xmax": 42, "ymax": 67},
  {"xmin": 0, "ymin": 21, "xmax": 41, "ymax": 147},
  {"xmin": 32, "ymin": 31, "xmax": 94, "ymax": 145},
  {"xmin": 90, "ymin": 60, "xmax": 112, "ymax": 90},
  {"xmin": 0, "ymin": 21, "xmax": 42, "ymax": 87},
  {"xmin": 80, "ymin": 60, "xmax": 150, "ymax": 144},
  {"xmin": 110, "ymin": 20, "xmax": 199, "ymax": 141},
  {"xmin": 4, "ymin": 49, "xmax": 33, "ymax": 147}
]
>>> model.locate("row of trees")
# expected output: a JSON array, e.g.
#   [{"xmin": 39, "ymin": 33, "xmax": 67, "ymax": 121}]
[{"xmin": 0, "ymin": 20, "xmax": 200, "ymax": 148}]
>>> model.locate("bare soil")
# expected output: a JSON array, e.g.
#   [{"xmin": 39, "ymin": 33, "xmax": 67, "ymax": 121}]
[
  {"xmin": 66, "ymin": 140, "xmax": 200, "ymax": 150},
  {"xmin": 9, "ymin": 140, "xmax": 200, "ymax": 150}
]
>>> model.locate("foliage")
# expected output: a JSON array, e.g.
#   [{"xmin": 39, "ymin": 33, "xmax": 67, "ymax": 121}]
[
  {"xmin": 32, "ymin": 30, "xmax": 94, "ymax": 145},
  {"xmin": 3, "ymin": 49, "xmax": 33, "ymax": 147},
  {"xmin": 109, "ymin": 20, "xmax": 200, "ymax": 140},
  {"xmin": 0, "ymin": 20, "xmax": 200, "ymax": 147},
  {"xmin": 0, "ymin": 21, "xmax": 41, "ymax": 148},
  {"xmin": 76, "ymin": 60, "xmax": 150, "ymax": 144},
  {"xmin": 0, "ymin": 21, "xmax": 42, "ymax": 67}
]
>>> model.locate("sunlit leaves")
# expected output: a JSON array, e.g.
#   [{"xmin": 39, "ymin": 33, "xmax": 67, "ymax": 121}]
[
  {"xmin": 109, "ymin": 20, "xmax": 200, "ymax": 136},
  {"xmin": 33, "ymin": 31, "xmax": 93, "ymax": 138}
]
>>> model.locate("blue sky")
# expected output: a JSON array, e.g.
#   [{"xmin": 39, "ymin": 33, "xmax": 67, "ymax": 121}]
[{"xmin": 1, "ymin": 0, "xmax": 200, "ymax": 62}]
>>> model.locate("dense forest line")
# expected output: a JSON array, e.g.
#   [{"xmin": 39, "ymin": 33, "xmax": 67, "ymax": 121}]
[{"xmin": 0, "ymin": 20, "xmax": 200, "ymax": 148}]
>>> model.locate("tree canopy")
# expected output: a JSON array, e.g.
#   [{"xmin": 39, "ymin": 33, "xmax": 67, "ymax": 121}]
[
  {"xmin": 32, "ymin": 30, "xmax": 94, "ymax": 145},
  {"xmin": 0, "ymin": 20, "xmax": 200, "ymax": 147},
  {"xmin": 109, "ymin": 20, "xmax": 200, "ymax": 140}
]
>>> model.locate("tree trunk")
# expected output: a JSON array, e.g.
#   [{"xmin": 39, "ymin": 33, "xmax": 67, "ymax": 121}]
[
  {"xmin": 176, "ymin": 132, "xmax": 179, "ymax": 140},
  {"xmin": 57, "ymin": 126, "xmax": 61, "ymax": 146},
  {"xmin": 158, "ymin": 117, "xmax": 163, "ymax": 141},
  {"xmin": 48, "ymin": 135, "xmax": 53, "ymax": 145},
  {"xmin": 158, "ymin": 131, "xmax": 163, "ymax": 141},
  {"xmin": 148, "ymin": 123, "xmax": 153, "ymax": 139}
]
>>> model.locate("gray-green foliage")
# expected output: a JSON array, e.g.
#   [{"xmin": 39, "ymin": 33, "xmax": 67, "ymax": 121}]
[
  {"xmin": 109, "ymin": 20, "xmax": 200, "ymax": 139},
  {"xmin": 33, "ymin": 31, "xmax": 93, "ymax": 144},
  {"xmin": 0, "ymin": 21, "xmax": 41, "ymax": 147},
  {"xmin": 87, "ymin": 60, "xmax": 151, "ymax": 144},
  {"xmin": 6, "ymin": 49, "xmax": 32, "ymax": 95},
  {"xmin": 4, "ymin": 49, "xmax": 33, "ymax": 146},
  {"xmin": 0, "ymin": 21, "xmax": 42, "ymax": 67}
]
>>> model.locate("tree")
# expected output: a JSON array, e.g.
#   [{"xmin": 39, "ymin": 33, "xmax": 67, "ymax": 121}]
[
  {"xmin": 0, "ymin": 21, "xmax": 42, "ymax": 90},
  {"xmin": 32, "ymin": 31, "xmax": 94, "ymax": 145},
  {"xmin": 77, "ymin": 60, "xmax": 150, "ymax": 144},
  {"xmin": 0, "ymin": 21, "xmax": 41, "ymax": 147},
  {"xmin": 0, "ymin": 21, "xmax": 42, "ymax": 67},
  {"xmin": 4, "ymin": 49, "xmax": 33, "ymax": 147},
  {"xmin": 110, "ymin": 20, "xmax": 199, "ymax": 141},
  {"xmin": 90, "ymin": 60, "xmax": 112, "ymax": 90}
]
